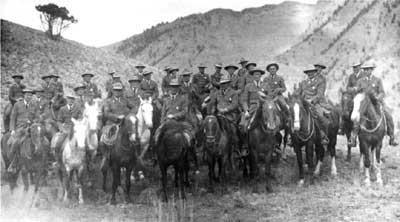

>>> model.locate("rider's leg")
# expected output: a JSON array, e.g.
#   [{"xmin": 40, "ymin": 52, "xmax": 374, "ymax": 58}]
[
  {"xmin": 315, "ymin": 105, "xmax": 330, "ymax": 145},
  {"xmin": 3, "ymin": 103, "xmax": 12, "ymax": 134},
  {"xmin": 384, "ymin": 109, "xmax": 398, "ymax": 146}
]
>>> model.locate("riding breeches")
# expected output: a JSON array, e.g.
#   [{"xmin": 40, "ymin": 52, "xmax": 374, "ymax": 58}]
[{"xmin": 3, "ymin": 103, "xmax": 12, "ymax": 133}]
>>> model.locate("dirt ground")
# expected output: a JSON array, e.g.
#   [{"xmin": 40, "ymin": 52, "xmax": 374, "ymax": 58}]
[{"xmin": 1, "ymin": 136, "xmax": 400, "ymax": 222}]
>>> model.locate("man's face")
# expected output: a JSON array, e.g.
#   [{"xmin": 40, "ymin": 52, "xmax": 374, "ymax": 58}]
[
  {"xmin": 83, "ymin": 76, "xmax": 91, "ymax": 82},
  {"xmin": 24, "ymin": 93, "xmax": 33, "ymax": 102},
  {"xmin": 215, "ymin": 67, "xmax": 222, "ymax": 73},
  {"xmin": 182, "ymin": 75, "xmax": 190, "ymax": 82},
  {"xmin": 44, "ymin": 77, "xmax": 51, "ymax": 84},
  {"xmin": 240, "ymin": 62, "xmax": 247, "ymax": 68},
  {"xmin": 247, "ymin": 65, "xmax": 256, "ymax": 71},
  {"xmin": 306, "ymin": 71, "xmax": 317, "ymax": 78},
  {"xmin": 268, "ymin": 66, "xmax": 277, "ymax": 75},
  {"xmin": 220, "ymin": 82, "xmax": 229, "ymax": 90},
  {"xmin": 199, "ymin": 67, "xmax": 205, "ymax": 74},
  {"xmin": 353, "ymin": 66, "xmax": 360, "ymax": 73},
  {"xmin": 113, "ymin": 90, "xmax": 122, "ymax": 97},
  {"xmin": 171, "ymin": 70, "xmax": 178, "ymax": 77},
  {"xmin": 52, "ymin": 77, "xmax": 58, "ymax": 82},
  {"xmin": 253, "ymin": 72, "xmax": 262, "ymax": 81},
  {"xmin": 130, "ymin": 81, "xmax": 140, "ymax": 88},
  {"xmin": 144, "ymin": 74, "xmax": 151, "ymax": 80},
  {"xmin": 67, "ymin": 98, "xmax": 74, "ymax": 105},
  {"xmin": 364, "ymin": 68, "xmax": 373, "ymax": 75},
  {"xmin": 76, "ymin": 89, "xmax": 84, "ymax": 96},
  {"xmin": 316, "ymin": 66, "xmax": 323, "ymax": 74},
  {"xmin": 227, "ymin": 68, "xmax": 236, "ymax": 75},
  {"xmin": 137, "ymin": 67, "xmax": 144, "ymax": 73},
  {"xmin": 14, "ymin": 77, "xmax": 22, "ymax": 84},
  {"xmin": 170, "ymin": 86, "xmax": 179, "ymax": 95}
]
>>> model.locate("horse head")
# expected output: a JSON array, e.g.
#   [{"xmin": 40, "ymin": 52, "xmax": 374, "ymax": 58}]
[
  {"xmin": 84, "ymin": 99, "xmax": 103, "ymax": 132},
  {"xmin": 260, "ymin": 96, "xmax": 281, "ymax": 131},
  {"xmin": 351, "ymin": 93, "xmax": 367, "ymax": 123},
  {"xmin": 71, "ymin": 117, "xmax": 88, "ymax": 149},
  {"xmin": 203, "ymin": 115, "xmax": 220, "ymax": 144},
  {"xmin": 341, "ymin": 91, "xmax": 354, "ymax": 119},
  {"xmin": 29, "ymin": 123, "xmax": 45, "ymax": 153},
  {"xmin": 138, "ymin": 96, "xmax": 154, "ymax": 129},
  {"xmin": 288, "ymin": 93, "xmax": 309, "ymax": 132},
  {"xmin": 126, "ymin": 113, "xmax": 139, "ymax": 143}
]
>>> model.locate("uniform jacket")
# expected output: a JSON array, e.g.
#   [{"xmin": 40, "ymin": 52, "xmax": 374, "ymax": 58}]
[
  {"xmin": 161, "ymin": 94, "xmax": 188, "ymax": 122},
  {"xmin": 83, "ymin": 82, "xmax": 101, "ymax": 98},
  {"xmin": 192, "ymin": 72, "xmax": 210, "ymax": 95},
  {"xmin": 346, "ymin": 71, "xmax": 364, "ymax": 94},
  {"xmin": 57, "ymin": 104, "xmax": 82, "ymax": 126},
  {"xmin": 241, "ymin": 80, "xmax": 263, "ymax": 112},
  {"xmin": 228, "ymin": 74, "xmax": 241, "ymax": 91},
  {"xmin": 262, "ymin": 74, "xmax": 286, "ymax": 96},
  {"xmin": 210, "ymin": 72, "xmax": 223, "ymax": 89},
  {"xmin": 34, "ymin": 97, "xmax": 50, "ymax": 115},
  {"xmin": 209, "ymin": 87, "xmax": 239, "ymax": 122},
  {"xmin": 140, "ymin": 79, "xmax": 159, "ymax": 99},
  {"xmin": 161, "ymin": 74, "xmax": 177, "ymax": 94},
  {"xmin": 104, "ymin": 96, "xmax": 131, "ymax": 124},
  {"xmin": 356, "ymin": 75, "xmax": 385, "ymax": 101},
  {"xmin": 8, "ymin": 83, "xmax": 26, "ymax": 105},
  {"xmin": 180, "ymin": 81, "xmax": 193, "ymax": 95},
  {"xmin": 10, "ymin": 100, "xmax": 39, "ymax": 131},
  {"xmin": 124, "ymin": 87, "xmax": 142, "ymax": 113},
  {"xmin": 237, "ymin": 68, "xmax": 252, "ymax": 92},
  {"xmin": 298, "ymin": 74, "xmax": 327, "ymax": 105},
  {"xmin": 53, "ymin": 81, "xmax": 64, "ymax": 96}
]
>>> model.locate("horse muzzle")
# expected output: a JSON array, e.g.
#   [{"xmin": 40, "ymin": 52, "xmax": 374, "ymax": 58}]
[{"xmin": 293, "ymin": 120, "xmax": 300, "ymax": 131}]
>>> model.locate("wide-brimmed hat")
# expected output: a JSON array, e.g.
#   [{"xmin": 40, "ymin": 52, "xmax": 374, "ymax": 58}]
[
  {"xmin": 35, "ymin": 87, "xmax": 44, "ymax": 93},
  {"xmin": 303, "ymin": 65, "xmax": 318, "ymax": 74},
  {"xmin": 198, "ymin": 63, "xmax": 207, "ymax": 68},
  {"xmin": 128, "ymin": 75, "xmax": 141, "ymax": 82},
  {"xmin": 215, "ymin": 63, "xmax": 223, "ymax": 68},
  {"xmin": 74, "ymin": 84, "xmax": 86, "ymax": 91},
  {"xmin": 81, "ymin": 73, "xmax": 94, "ymax": 78},
  {"xmin": 266, "ymin": 63, "xmax": 279, "ymax": 71},
  {"xmin": 41, "ymin": 74, "xmax": 53, "ymax": 80},
  {"xmin": 238, "ymin": 58, "xmax": 248, "ymax": 64},
  {"xmin": 245, "ymin": 62, "xmax": 256, "ymax": 69},
  {"xmin": 314, "ymin": 63, "xmax": 326, "ymax": 69},
  {"xmin": 180, "ymin": 69, "xmax": 192, "ymax": 76},
  {"xmin": 224, "ymin": 64, "xmax": 239, "ymax": 70},
  {"xmin": 108, "ymin": 71, "xmax": 115, "ymax": 75},
  {"xmin": 65, "ymin": 93, "xmax": 77, "ymax": 99},
  {"xmin": 142, "ymin": 71, "xmax": 153, "ymax": 75},
  {"xmin": 169, "ymin": 67, "xmax": 179, "ymax": 72},
  {"xmin": 11, "ymin": 74, "xmax": 24, "ymax": 79},
  {"xmin": 135, "ymin": 64, "xmax": 146, "ymax": 68},
  {"xmin": 219, "ymin": 76, "xmax": 231, "ymax": 84},
  {"xmin": 351, "ymin": 60, "xmax": 362, "ymax": 67},
  {"xmin": 164, "ymin": 66, "xmax": 171, "ymax": 72},
  {"xmin": 361, "ymin": 62, "xmax": 376, "ymax": 69},
  {"xmin": 169, "ymin": 78, "xmax": 181, "ymax": 86},
  {"xmin": 112, "ymin": 74, "xmax": 121, "ymax": 79},
  {"xmin": 51, "ymin": 74, "xmax": 60, "ymax": 78},
  {"xmin": 249, "ymin": 69, "xmax": 266, "ymax": 75},
  {"xmin": 22, "ymin": 88, "xmax": 35, "ymax": 94},
  {"xmin": 112, "ymin": 82, "xmax": 124, "ymax": 90}
]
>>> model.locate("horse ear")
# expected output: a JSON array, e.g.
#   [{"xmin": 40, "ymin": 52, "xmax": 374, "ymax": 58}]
[{"xmin": 71, "ymin": 117, "xmax": 77, "ymax": 125}]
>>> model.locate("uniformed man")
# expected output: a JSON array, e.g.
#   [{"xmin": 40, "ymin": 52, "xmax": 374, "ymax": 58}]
[
  {"xmin": 297, "ymin": 65, "xmax": 330, "ymax": 145},
  {"xmin": 135, "ymin": 64, "xmax": 146, "ymax": 80},
  {"xmin": 52, "ymin": 74, "xmax": 64, "ymax": 97},
  {"xmin": 8, "ymin": 88, "xmax": 40, "ymax": 171},
  {"xmin": 240, "ymin": 69, "xmax": 265, "ymax": 137},
  {"xmin": 34, "ymin": 87, "xmax": 51, "ymax": 119},
  {"xmin": 81, "ymin": 73, "xmax": 101, "ymax": 98},
  {"xmin": 314, "ymin": 63, "xmax": 327, "ymax": 76},
  {"xmin": 140, "ymin": 70, "xmax": 159, "ymax": 101},
  {"xmin": 125, "ymin": 75, "xmax": 142, "ymax": 114},
  {"xmin": 208, "ymin": 75, "xmax": 240, "ymax": 145},
  {"xmin": 262, "ymin": 63, "xmax": 289, "ymax": 115},
  {"xmin": 179, "ymin": 69, "xmax": 193, "ymax": 95},
  {"xmin": 41, "ymin": 74, "xmax": 56, "ymax": 102},
  {"xmin": 3, "ymin": 74, "xmax": 26, "ymax": 133},
  {"xmin": 103, "ymin": 82, "xmax": 131, "ymax": 126},
  {"xmin": 349, "ymin": 62, "xmax": 398, "ymax": 146},
  {"xmin": 238, "ymin": 61, "xmax": 255, "ymax": 91},
  {"xmin": 162, "ymin": 67, "xmax": 178, "ymax": 96},
  {"xmin": 105, "ymin": 72, "xmax": 116, "ymax": 98},
  {"xmin": 237, "ymin": 58, "xmax": 249, "ymax": 78},
  {"xmin": 74, "ymin": 84, "xmax": 86, "ymax": 108},
  {"xmin": 192, "ymin": 63, "xmax": 211, "ymax": 102},
  {"xmin": 154, "ymin": 78, "xmax": 191, "ymax": 143},
  {"xmin": 210, "ymin": 63, "xmax": 223, "ymax": 90},
  {"xmin": 224, "ymin": 64, "xmax": 240, "ymax": 91}
]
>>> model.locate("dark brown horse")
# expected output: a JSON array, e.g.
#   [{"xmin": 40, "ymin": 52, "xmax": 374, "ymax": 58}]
[
  {"xmin": 203, "ymin": 115, "xmax": 230, "ymax": 192},
  {"xmin": 247, "ymin": 96, "xmax": 282, "ymax": 192},
  {"xmin": 351, "ymin": 92, "xmax": 386, "ymax": 186},
  {"xmin": 156, "ymin": 120, "xmax": 192, "ymax": 202},
  {"xmin": 340, "ymin": 91, "xmax": 355, "ymax": 161},
  {"xmin": 100, "ymin": 114, "xmax": 142, "ymax": 204}
]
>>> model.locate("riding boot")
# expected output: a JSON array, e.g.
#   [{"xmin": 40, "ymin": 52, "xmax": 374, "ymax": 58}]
[{"xmin": 384, "ymin": 110, "xmax": 398, "ymax": 146}]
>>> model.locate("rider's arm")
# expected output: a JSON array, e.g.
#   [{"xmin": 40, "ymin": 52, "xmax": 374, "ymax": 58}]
[
  {"xmin": 225, "ymin": 92, "xmax": 239, "ymax": 112},
  {"xmin": 240, "ymin": 85, "xmax": 249, "ymax": 112},
  {"xmin": 10, "ymin": 103, "xmax": 19, "ymax": 131},
  {"xmin": 275, "ymin": 78, "xmax": 287, "ymax": 94},
  {"xmin": 173, "ymin": 96, "xmax": 189, "ymax": 120}
]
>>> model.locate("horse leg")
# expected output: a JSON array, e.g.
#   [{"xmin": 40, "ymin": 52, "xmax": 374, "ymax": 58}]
[
  {"xmin": 178, "ymin": 163, "xmax": 186, "ymax": 200},
  {"xmin": 375, "ymin": 143, "xmax": 383, "ymax": 186},
  {"xmin": 313, "ymin": 143, "xmax": 323, "ymax": 177},
  {"xmin": 125, "ymin": 166, "xmax": 133, "ymax": 203},
  {"xmin": 363, "ymin": 143, "xmax": 371, "ymax": 187},
  {"xmin": 160, "ymin": 164, "xmax": 168, "ymax": 202},
  {"xmin": 101, "ymin": 157, "xmax": 108, "ymax": 193},
  {"xmin": 77, "ymin": 166, "xmax": 85, "ymax": 204},
  {"xmin": 174, "ymin": 165, "xmax": 179, "ymax": 188},
  {"xmin": 110, "ymin": 164, "xmax": 120, "ymax": 205},
  {"xmin": 346, "ymin": 131, "xmax": 352, "ymax": 161},
  {"xmin": 21, "ymin": 167, "xmax": 29, "ymax": 192},
  {"xmin": 329, "ymin": 135, "xmax": 338, "ymax": 177},
  {"xmin": 265, "ymin": 147, "xmax": 274, "ymax": 193},
  {"xmin": 63, "ymin": 169, "xmax": 71, "ymax": 203},
  {"xmin": 294, "ymin": 144, "xmax": 305, "ymax": 186}
]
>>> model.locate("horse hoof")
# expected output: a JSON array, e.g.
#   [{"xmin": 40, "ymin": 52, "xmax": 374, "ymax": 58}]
[
  {"xmin": 377, "ymin": 179, "xmax": 383, "ymax": 187},
  {"xmin": 297, "ymin": 179, "xmax": 304, "ymax": 187},
  {"xmin": 79, "ymin": 199, "xmax": 84, "ymax": 205},
  {"xmin": 364, "ymin": 180, "xmax": 371, "ymax": 187}
]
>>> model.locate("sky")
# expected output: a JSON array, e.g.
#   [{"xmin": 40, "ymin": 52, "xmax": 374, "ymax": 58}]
[{"xmin": 1, "ymin": 0, "xmax": 318, "ymax": 47}]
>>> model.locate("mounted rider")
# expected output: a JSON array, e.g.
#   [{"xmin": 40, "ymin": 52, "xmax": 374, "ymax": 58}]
[
  {"xmin": 3, "ymin": 74, "xmax": 26, "ymax": 133},
  {"xmin": 139, "ymin": 70, "xmax": 161, "ymax": 109},
  {"xmin": 81, "ymin": 73, "xmax": 101, "ymax": 98},
  {"xmin": 297, "ymin": 64, "xmax": 331, "ymax": 145},
  {"xmin": 105, "ymin": 72, "xmax": 124, "ymax": 98},
  {"xmin": 261, "ymin": 63, "xmax": 290, "ymax": 116},
  {"xmin": 210, "ymin": 63, "xmax": 223, "ymax": 91},
  {"xmin": 135, "ymin": 63, "xmax": 146, "ymax": 81},
  {"xmin": 349, "ymin": 62, "xmax": 398, "ymax": 146},
  {"xmin": 161, "ymin": 67, "xmax": 178, "ymax": 96},
  {"xmin": 124, "ymin": 75, "xmax": 142, "ymax": 114},
  {"xmin": 154, "ymin": 78, "xmax": 192, "ymax": 143},
  {"xmin": 237, "ymin": 58, "xmax": 254, "ymax": 91},
  {"xmin": 239, "ymin": 68, "xmax": 266, "ymax": 148},
  {"xmin": 7, "ymin": 88, "xmax": 40, "ymax": 171},
  {"xmin": 179, "ymin": 69, "xmax": 193, "ymax": 95},
  {"xmin": 224, "ymin": 64, "xmax": 240, "ymax": 92},
  {"xmin": 192, "ymin": 63, "xmax": 211, "ymax": 105}
]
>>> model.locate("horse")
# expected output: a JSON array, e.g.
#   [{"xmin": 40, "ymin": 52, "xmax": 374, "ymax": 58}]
[
  {"xmin": 156, "ymin": 120, "xmax": 191, "ymax": 202},
  {"xmin": 101, "ymin": 114, "xmax": 142, "ymax": 204},
  {"xmin": 340, "ymin": 90, "xmax": 355, "ymax": 161},
  {"xmin": 246, "ymin": 95, "xmax": 282, "ymax": 192},
  {"xmin": 288, "ymin": 93, "xmax": 322, "ymax": 186},
  {"xmin": 203, "ymin": 115, "xmax": 229, "ymax": 193},
  {"xmin": 59, "ymin": 117, "xmax": 89, "ymax": 204},
  {"xmin": 351, "ymin": 92, "xmax": 386, "ymax": 186},
  {"xmin": 136, "ymin": 96, "xmax": 154, "ymax": 163},
  {"xmin": 1, "ymin": 123, "xmax": 49, "ymax": 193}
]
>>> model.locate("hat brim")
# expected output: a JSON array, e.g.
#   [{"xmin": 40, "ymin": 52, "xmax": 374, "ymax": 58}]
[
  {"xmin": 41, "ymin": 75, "xmax": 53, "ymax": 80},
  {"xmin": 245, "ymin": 63, "xmax": 257, "ymax": 69},
  {"xmin": 303, "ymin": 69, "xmax": 318, "ymax": 73},
  {"xmin": 266, "ymin": 64, "xmax": 279, "ymax": 71},
  {"xmin": 22, "ymin": 90, "xmax": 35, "ymax": 94},
  {"xmin": 181, "ymin": 73, "xmax": 192, "ymax": 76},
  {"xmin": 224, "ymin": 66, "xmax": 239, "ymax": 70},
  {"xmin": 82, "ymin": 73, "xmax": 94, "ymax": 77},
  {"xmin": 66, "ymin": 95, "xmax": 77, "ymax": 99},
  {"xmin": 220, "ymin": 80, "xmax": 231, "ymax": 84},
  {"xmin": 361, "ymin": 66, "xmax": 375, "ymax": 69},
  {"xmin": 112, "ymin": 88, "xmax": 123, "ymax": 90},
  {"xmin": 249, "ymin": 70, "xmax": 266, "ymax": 75},
  {"xmin": 238, "ymin": 60, "xmax": 248, "ymax": 64},
  {"xmin": 169, "ymin": 84, "xmax": 181, "ymax": 87},
  {"xmin": 143, "ymin": 72, "xmax": 153, "ymax": 75},
  {"xmin": 128, "ymin": 79, "xmax": 141, "ymax": 82},
  {"xmin": 352, "ymin": 63, "xmax": 361, "ymax": 67},
  {"xmin": 135, "ymin": 65, "xmax": 146, "ymax": 68},
  {"xmin": 198, "ymin": 66, "xmax": 207, "ymax": 68},
  {"xmin": 12, "ymin": 75, "xmax": 24, "ymax": 79},
  {"xmin": 170, "ymin": 68, "xmax": 179, "ymax": 72},
  {"xmin": 74, "ymin": 86, "xmax": 85, "ymax": 91},
  {"xmin": 314, "ymin": 64, "xmax": 326, "ymax": 69}
]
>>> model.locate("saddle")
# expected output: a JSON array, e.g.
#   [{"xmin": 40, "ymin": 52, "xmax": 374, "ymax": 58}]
[{"xmin": 101, "ymin": 124, "xmax": 120, "ymax": 146}]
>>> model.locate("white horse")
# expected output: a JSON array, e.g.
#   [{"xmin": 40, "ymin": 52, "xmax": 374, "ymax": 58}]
[{"xmin": 136, "ymin": 96, "xmax": 154, "ymax": 163}]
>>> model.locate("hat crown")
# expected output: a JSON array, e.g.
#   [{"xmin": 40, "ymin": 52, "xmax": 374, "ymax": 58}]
[
  {"xmin": 180, "ymin": 69, "xmax": 192, "ymax": 75},
  {"xmin": 239, "ymin": 58, "xmax": 248, "ymax": 63},
  {"xmin": 113, "ymin": 82, "xmax": 124, "ymax": 89},
  {"xmin": 169, "ymin": 78, "xmax": 181, "ymax": 86}
]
